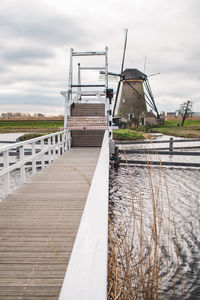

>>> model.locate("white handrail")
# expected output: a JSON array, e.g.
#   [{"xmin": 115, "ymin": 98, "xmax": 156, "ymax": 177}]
[
  {"xmin": 59, "ymin": 130, "xmax": 109, "ymax": 300},
  {"xmin": 0, "ymin": 131, "xmax": 65, "ymax": 152},
  {"xmin": 0, "ymin": 131, "xmax": 71, "ymax": 198}
]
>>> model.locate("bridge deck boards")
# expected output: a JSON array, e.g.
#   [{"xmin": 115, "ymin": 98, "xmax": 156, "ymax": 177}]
[{"xmin": 0, "ymin": 148, "xmax": 100, "ymax": 299}]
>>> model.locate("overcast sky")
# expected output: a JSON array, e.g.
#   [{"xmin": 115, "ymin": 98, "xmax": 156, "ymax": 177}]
[{"xmin": 0, "ymin": 0, "xmax": 199, "ymax": 115}]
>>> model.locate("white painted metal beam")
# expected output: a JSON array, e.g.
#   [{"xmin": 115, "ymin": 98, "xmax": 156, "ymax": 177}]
[
  {"xmin": 80, "ymin": 67, "xmax": 105, "ymax": 70},
  {"xmin": 72, "ymin": 51, "xmax": 105, "ymax": 56}
]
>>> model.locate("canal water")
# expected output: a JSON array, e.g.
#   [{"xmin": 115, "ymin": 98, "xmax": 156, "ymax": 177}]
[{"xmin": 109, "ymin": 135, "xmax": 200, "ymax": 299}]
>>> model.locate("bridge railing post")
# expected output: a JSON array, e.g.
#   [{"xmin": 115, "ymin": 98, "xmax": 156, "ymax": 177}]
[
  {"xmin": 62, "ymin": 132, "xmax": 65, "ymax": 154},
  {"xmin": 57, "ymin": 133, "xmax": 61, "ymax": 156},
  {"xmin": 67, "ymin": 131, "xmax": 72, "ymax": 149},
  {"xmin": 19, "ymin": 145, "xmax": 25, "ymax": 185},
  {"xmin": 48, "ymin": 137, "xmax": 51, "ymax": 164},
  {"xmin": 32, "ymin": 142, "xmax": 36, "ymax": 176},
  {"xmin": 3, "ymin": 150, "xmax": 10, "ymax": 197},
  {"xmin": 106, "ymin": 89, "xmax": 113, "ymax": 140},
  {"xmin": 52, "ymin": 135, "xmax": 56, "ymax": 160},
  {"xmin": 41, "ymin": 138, "xmax": 45, "ymax": 169}
]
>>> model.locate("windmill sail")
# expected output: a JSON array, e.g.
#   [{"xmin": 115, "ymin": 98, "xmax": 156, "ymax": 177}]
[{"xmin": 113, "ymin": 28, "xmax": 128, "ymax": 117}]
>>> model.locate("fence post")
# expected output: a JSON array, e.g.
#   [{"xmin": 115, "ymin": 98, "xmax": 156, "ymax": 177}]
[
  {"xmin": 62, "ymin": 133, "xmax": 65, "ymax": 154},
  {"xmin": 68, "ymin": 131, "xmax": 71, "ymax": 149},
  {"xmin": 41, "ymin": 139, "xmax": 45, "ymax": 169},
  {"xmin": 3, "ymin": 150, "xmax": 10, "ymax": 196},
  {"xmin": 64, "ymin": 131, "xmax": 67, "ymax": 151},
  {"xmin": 19, "ymin": 145, "xmax": 25, "ymax": 184},
  {"xmin": 52, "ymin": 135, "xmax": 56, "ymax": 160},
  {"xmin": 106, "ymin": 89, "xmax": 113, "ymax": 140},
  {"xmin": 169, "ymin": 138, "xmax": 173, "ymax": 152},
  {"xmin": 48, "ymin": 137, "xmax": 51, "ymax": 164},
  {"xmin": 32, "ymin": 143, "xmax": 36, "ymax": 176},
  {"xmin": 57, "ymin": 133, "xmax": 61, "ymax": 156}
]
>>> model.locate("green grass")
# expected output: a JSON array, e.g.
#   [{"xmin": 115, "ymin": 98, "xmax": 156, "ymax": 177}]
[
  {"xmin": 146, "ymin": 120, "xmax": 200, "ymax": 138},
  {"xmin": 0, "ymin": 120, "xmax": 64, "ymax": 133},
  {"xmin": 0, "ymin": 120, "xmax": 64, "ymax": 128},
  {"xmin": 113, "ymin": 129, "xmax": 144, "ymax": 140},
  {"xmin": 157, "ymin": 120, "xmax": 200, "ymax": 128},
  {"xmin": 113, "ymin": 121, "xmax": 200, "ymax": 140}
]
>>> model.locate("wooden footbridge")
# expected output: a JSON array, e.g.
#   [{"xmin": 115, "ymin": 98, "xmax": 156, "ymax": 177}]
[
  {"xmin": 0, "ymin": 127, "xmax": 109, "ymax": 300},
  {"xmin": 0, "ymin": 48, "xmax": 112, "ymax": 299},
  {"xmin": 0, "ymin": 147, "xmax": 101, "ymax": 299}
]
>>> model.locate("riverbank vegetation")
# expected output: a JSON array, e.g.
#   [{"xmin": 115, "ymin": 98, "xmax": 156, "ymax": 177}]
[
  {"xmin": 114, "ymin": 120, "xmax": 200, "ymax": 140},
  {"xmin": 144, "ymin": 120, "xmax": 200, "ymax": 138},
  {"xmin": 113, "ymin": 129, "xmax": 144, "ymax": 140},
  {"xmin": 17, "ymin": 133, "xmax": 46, "ymax": 141},
  {"xmin": 0, "ymin": 119, "xmax": 200, "ymax": 140}
]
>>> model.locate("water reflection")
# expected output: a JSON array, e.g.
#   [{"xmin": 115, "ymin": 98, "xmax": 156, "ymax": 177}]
[{"xmin": 110, "ymin": 165, "xmax": 200, "ymax": 298}]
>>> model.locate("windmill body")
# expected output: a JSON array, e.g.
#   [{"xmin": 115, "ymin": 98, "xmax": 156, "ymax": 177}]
[{"xmin": 117, "ymin": 68, "xmax": 147, "ymax": 121}]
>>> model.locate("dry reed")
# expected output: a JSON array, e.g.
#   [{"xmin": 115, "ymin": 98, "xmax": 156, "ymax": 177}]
[{"xmin": 108, "ymin": 152, "xmax": 181, "ymax": 299}]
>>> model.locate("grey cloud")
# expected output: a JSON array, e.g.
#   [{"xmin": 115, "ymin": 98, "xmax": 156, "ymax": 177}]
[
  {"xmin": 0, "ymin": 0, "xmax": 199, "ymax": 113},
  {"xmin": 0, "ymin": 46, "xmax": 55, "ymax": 65},
  {"xmin": 0, "ymin": 7, "xmax": 88, "ymax": 47},
  {"xmin": 0, "ymin": 93, "xmax": 62, "ymax": 107}
]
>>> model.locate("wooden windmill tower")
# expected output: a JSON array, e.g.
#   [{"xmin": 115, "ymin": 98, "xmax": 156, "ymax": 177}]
[
  {"xmin": 112, "ymin": 29, "xmax": 160, "ymax": 124},
  {"xmin": 117, "ymin": 68, "xmax": 147, "ymax": 120}
]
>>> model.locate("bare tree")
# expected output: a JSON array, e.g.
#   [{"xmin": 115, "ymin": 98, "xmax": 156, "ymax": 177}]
[{"xmin": 178, "ymin": 100, "xmax": 193, "ymax": 127}]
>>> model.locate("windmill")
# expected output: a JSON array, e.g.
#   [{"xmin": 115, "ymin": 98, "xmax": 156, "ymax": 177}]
[{"xmin": 111, "ymin": 29, "xmax": 160, "ymax": 125}]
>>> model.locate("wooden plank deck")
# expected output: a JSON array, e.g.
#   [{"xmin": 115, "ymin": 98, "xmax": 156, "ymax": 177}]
[{"xmin": 0, "ymin": 148, "xmax": 100, "ymax": 300}]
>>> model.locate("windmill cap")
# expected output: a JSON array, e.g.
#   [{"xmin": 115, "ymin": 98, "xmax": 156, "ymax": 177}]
[{"xmin": 122, "ymin": 69, "xmax": 147, "ymax": 80}]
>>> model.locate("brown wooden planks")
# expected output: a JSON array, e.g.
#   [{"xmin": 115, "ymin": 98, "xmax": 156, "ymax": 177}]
[{"xmin": 0, "ymin": 148, "xmax": 100, "ymax": 299}]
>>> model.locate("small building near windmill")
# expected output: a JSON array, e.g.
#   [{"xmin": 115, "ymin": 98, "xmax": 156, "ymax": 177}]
[
  {"xmin": 140, "ymin": 111, "xmax": 157, "ymax": 126},
  {"xmin": 117, "ymin": 69, "xmax": 147, "ymax": 122}
]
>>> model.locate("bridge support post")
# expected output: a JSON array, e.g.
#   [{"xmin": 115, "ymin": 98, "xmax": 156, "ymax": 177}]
[
  {"xmin": 41, "ymin": 139, "xmax": 45, "ymax": 169},
  {"xmin": 3, "ymin": 150, "xmax": 10, "ymax": 196},
  {"xmin": 48, "ymin": 137, "xmax": 51, "ymax": 164},
  {"xmin": 32, "ymin": 143, "xmax": 36, "ymax": 175},
  {"xmin": 106, "ymin": 89, "xmax": 114, "ymax": 140},
  {"xmin": 19, "ymin": 145, "xmax": 25, "ymax": 184}
]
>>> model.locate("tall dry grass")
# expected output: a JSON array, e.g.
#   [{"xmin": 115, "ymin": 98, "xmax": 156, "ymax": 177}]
[{"xmin": 108, "ymin": 152, "xmax": 181, "ymax": 299}]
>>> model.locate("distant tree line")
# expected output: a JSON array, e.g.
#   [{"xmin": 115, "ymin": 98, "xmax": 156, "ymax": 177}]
[{"xmin": 0, "ymin": 112, "xmax": 64, "ymax": 120}]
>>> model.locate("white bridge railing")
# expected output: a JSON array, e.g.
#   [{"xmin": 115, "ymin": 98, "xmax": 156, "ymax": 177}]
[
  {"xmin": 0, "ymin": 131, "xmax": 71, "ymax": 198},
  {"xmin": 59, "ymin": 130, "xmax": 109, "ymax": 300}
]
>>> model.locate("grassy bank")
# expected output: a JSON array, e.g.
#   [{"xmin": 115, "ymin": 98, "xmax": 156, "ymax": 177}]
[
  {"xmin": 114, "ymin": 120, "xmax": 200, "ymax": 140},
  {"xmin": 0, "ymin": 120, "xmax": 64, "ymax": 133},
  {"xmin": 1, "ymin": 119, "xmax": 200, "ymax": 140},
  {"xmin": 113, "ymin": 129, "xmax": 144, "ymax": 140},
  {"xmin": 146, "ymin": 120, "xmax": 200, "ymax": 138}
]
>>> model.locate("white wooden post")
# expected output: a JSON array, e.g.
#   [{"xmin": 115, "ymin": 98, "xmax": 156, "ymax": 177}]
[
  {"xmin": 19, "ymin": 145, "xmax": 25, "ymax": 184},
  {"xmin": 52, "ymin": 135, "xmax": 56, "ymax": 160},
  {"xmin": 3, "ymin": 150, "xmax": 10, "ymax": 196},
  {"xmin": 57, "ymin": 134, "xmax": 61, "ymax": 156},
  {"xmin": 69, "ymin": 131, "xmax": 72, "ymax": 149},
  {"xmin": 32, "ymin": 143, "xmax": 36, "ymax": 176},
  {"xmin": 41, "ymin": 139, "xmax": 45, "ymax": 169},
  {"xmin": 48, "ymin": 137, "xmax": 51, "ymax": 164},
  {"xmin": 62, "ymin": 133, "xmax": 65, "ymax": 154}
]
